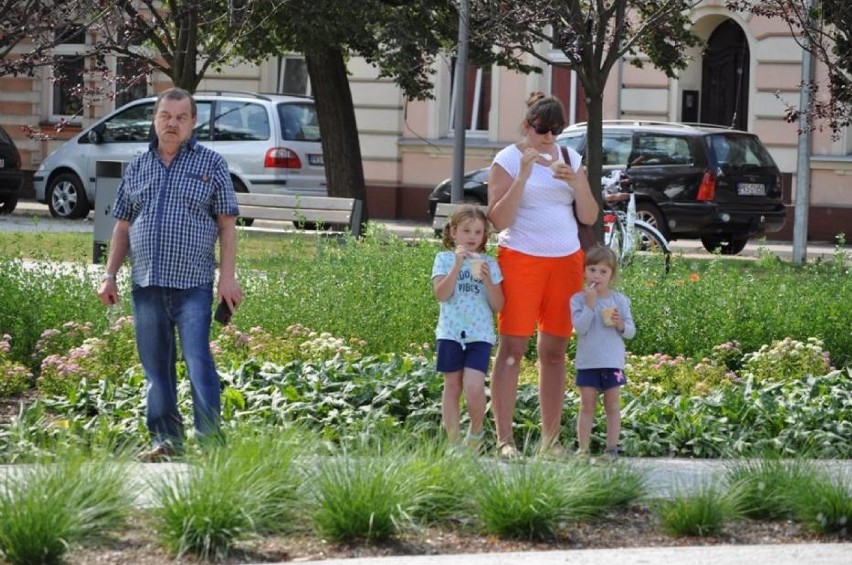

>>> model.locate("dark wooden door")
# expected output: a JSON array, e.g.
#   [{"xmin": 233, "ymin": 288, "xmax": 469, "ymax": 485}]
[{"xmin": 701, "ymin": 20, "xmax": 750, "ymax": 130}]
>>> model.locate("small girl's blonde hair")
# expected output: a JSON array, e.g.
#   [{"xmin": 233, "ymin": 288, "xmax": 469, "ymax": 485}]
[
  {"xmin": 584, "ymin": 244, "xmax": 619, "ymax": 279},
  {"xmin": 442, "ymin": 204, "xmax": 489, "ymax": 253}
]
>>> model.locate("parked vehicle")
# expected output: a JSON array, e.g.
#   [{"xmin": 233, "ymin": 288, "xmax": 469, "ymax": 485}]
[
  {"xmin": 427, "ymin": 168, "xmax": 489, "ymax": 220},
  {"xmin": 558, "ymin": 121, "xmax": 786, "ymax": 254},
  {"xmin": 33, "ymin": 92, "xmax": 326, "ymax": 219},
  {"xmin": 0, "ymin": 125, "xmax": 23, "ymax": 215}
]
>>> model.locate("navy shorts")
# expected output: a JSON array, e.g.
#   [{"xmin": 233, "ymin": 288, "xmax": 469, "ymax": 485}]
[
  {"xmin": 435, "ymin": 340, "xmax": 492, "ymax": 374},
  {"xmin": 576, "ymin": 368, "xmax": 627, "ymax": 391}
]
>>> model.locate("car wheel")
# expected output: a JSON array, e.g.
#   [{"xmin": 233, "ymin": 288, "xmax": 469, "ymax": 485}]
[
  {"xmin": 0, "ymin": 193, "xmax": 17, "ymax": 215},
  {"xmin": 701, "ymin": 235, "xmax": 748, "ymax": 255},
  {"xmin": 635, "ymin": 202, "xmax": 669, "ymax": 239},
  {"xmin": 47, "ymin": 173, "xmax": 90, "ymax": 219},
  {"xmin": 232, "ymin": 178, "xmax": 254, "ymax": 227}
]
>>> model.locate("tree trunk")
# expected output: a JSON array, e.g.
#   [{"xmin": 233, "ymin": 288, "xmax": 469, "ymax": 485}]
[
  {"xmin": 305, "ymin": 45, "xmax": 369, "ymax": 220},
  {"xmin": 583, "ymin": 87, "xmax": 605, "ymax": 242}
]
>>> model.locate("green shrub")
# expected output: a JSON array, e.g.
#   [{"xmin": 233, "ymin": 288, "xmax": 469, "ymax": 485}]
[
  {"xmin": 0, "ymin": 335, "xmax": 32, "ymax": 397},
  {"xmin": 35, "ymin": 317, "xmax": 139, "ymax": 397},
  {"xmin": 625, "ymin": 352, "xmax": 735, "ymax": 396},
  {"xmin": 741, "ymin": 337, "xmax": 833, "ymax": 384}
]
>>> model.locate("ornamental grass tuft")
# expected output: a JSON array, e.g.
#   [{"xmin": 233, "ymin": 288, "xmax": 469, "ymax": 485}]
[
  {"xmin": 0, "ymin": 451, "xmax": 133, "ymax": 564},
  {"xmin": 655, "ymin": 480, "xmax": 742, "ymax": 537},
  {"xmin": 150, "ymin": 426, "xmax": 309, "ymax": 560},
  {"xmin": 309, "ymin": 447, "xmax": 428, "ymax": 542}
]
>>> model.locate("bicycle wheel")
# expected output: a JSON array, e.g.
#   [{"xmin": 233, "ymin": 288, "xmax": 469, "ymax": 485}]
[{"xmin": 632, "ymin": 220, "xmax": 671, "ymax": 274}]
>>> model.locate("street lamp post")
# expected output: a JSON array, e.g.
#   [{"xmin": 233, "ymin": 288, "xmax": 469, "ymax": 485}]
[{"xmin": 451, "ymin": 0, "xmax": 470, "ymax": 204}]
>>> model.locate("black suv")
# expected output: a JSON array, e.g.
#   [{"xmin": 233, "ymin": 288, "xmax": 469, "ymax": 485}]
[
  {"xmin": 0, "ymin": 125, "xmax": 23, "ymax": 215},
  {"xmin": 558, "ymin": 121, "xmax": 786, "ymax": 254}
]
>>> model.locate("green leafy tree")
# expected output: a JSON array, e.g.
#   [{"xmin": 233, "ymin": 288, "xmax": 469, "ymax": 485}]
[
  {"xmin": 2, "ymin": 1, "xmax": 282, "ymax": 92},
  {"xmin": 471, "ymin": 0, "xmax": 702, "ymax": 227},
  {"xmin": 235, "ymin": 0, "xmax": 536, "ymax": 208},
  {"xmin": 87, "ymin": 0, "xmax": 282, "ymax": 92},
  {"xmin": 726, "ymin": 0, "xmax": 851, "ymax": 137}
]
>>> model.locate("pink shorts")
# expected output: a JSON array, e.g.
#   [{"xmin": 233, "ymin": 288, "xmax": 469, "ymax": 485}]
[{"xmin": 496, "ymin": 247, "xmax": 585, "ymax": 338}]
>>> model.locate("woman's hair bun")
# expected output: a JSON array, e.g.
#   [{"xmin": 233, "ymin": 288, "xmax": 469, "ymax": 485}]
[{"xmin": 526, "ymin": 91, "xmax": 546, "ymax": 107}]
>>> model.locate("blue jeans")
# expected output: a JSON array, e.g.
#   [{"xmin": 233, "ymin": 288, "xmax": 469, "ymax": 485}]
[{"xmin": 131, "ymin": 283, "xmax": 220, "ymax": 448}]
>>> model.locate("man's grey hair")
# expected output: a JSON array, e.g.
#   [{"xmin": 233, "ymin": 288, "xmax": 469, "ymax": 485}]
[{"xmin": 155, "ymin": 87, "xmax": 197, "ymax": 117}]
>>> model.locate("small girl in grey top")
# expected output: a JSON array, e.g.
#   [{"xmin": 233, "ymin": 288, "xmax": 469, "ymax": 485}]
[{"xmin": 569, "ymin": 245, "xmax": 636, "ymax": 459}]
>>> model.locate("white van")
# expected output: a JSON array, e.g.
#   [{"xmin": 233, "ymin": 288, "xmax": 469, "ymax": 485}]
[{"xmin": 33, "ymin": 92, "xmax": 327, "ymax": 218}]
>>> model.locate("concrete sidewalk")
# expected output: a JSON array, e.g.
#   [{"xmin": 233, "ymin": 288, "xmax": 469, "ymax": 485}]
[{"xmin": 284, "ymin": 544, "xmax": 851, "ymax": 565}]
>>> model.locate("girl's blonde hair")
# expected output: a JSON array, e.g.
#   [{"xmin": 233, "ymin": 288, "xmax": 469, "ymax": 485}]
[
  {"xmin": 584, "ymin": 244, "xmax": 619, "ymax": 279},
  {"xmin": 524, "ymin": 91, "xmax": 566, "ymax": 132},
  {"xmin": 442, "ymin": 204, "xmax": 489, "ymax": 253}
]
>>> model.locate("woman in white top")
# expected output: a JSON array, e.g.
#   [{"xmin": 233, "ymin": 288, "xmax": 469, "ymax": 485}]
[{"xmin": 487, "ymin": 92, "xmax": 598, "ymax": 458}]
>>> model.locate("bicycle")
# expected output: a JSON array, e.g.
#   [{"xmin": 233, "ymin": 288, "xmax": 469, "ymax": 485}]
[{"xmin": 601, "ymin": 170, "xmax": 671, "ymax": 274}]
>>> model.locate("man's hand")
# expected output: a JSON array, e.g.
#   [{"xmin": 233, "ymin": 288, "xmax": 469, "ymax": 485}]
[
  {"xmin": 98, "ymin": 278, "xmax": 119, "ymax": 306},
  {"xmin": 217, "ymin": 277, "xmax": 243, "ymax": 313}
]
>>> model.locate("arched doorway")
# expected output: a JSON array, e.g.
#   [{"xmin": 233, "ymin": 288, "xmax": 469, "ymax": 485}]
[{"xmin": 701, "ymin": 20, "xmax": 749, "ymax": 130}]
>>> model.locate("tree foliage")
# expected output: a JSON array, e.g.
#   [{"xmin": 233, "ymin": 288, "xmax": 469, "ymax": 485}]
[
  {"xmin": 234, "ymin": 0, "xmax": 538, "ymax": 205},
  {"xmin": 470, "ymin": 0, "xmax": 702, "ymax": 223},
  {"xmin": 0, "ymin": 1, "xmax": 105, "ymax": 76},
  {"xmin": 1, "ymin": 1, "xmax": 281, "ymax": 92},
  {"xmin": 726, "ymin": 0, "xmax": 851, "ymax": 137}
]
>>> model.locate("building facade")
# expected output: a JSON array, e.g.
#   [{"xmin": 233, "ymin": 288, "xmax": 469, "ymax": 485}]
[{"xmin": 1, "ymin": 1, "xmax": 849, "ymax": 240}]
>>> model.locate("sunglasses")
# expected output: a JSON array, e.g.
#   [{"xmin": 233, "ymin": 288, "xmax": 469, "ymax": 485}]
[{"xmin": 531, "ymin": 123, "xmax": 562, "ymax": 136}]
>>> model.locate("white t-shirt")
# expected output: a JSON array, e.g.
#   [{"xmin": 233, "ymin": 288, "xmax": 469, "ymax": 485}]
[
  {"xmin": 492, "ymin": 144, "xmax": 583, "ymax": 257},
  {"xmin": 431, "ymin": 251, "xmax": 503, "ymax": 345}
]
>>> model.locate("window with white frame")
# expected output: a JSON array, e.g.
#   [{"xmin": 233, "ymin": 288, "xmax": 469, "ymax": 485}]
[
  {"xmin": 277, "ymin": 56, "xmax": 310, "ymax": 96},
  {"xmin": 49, "ymin": 26, "xmax": 87, "ymax": 121},
  {"xmin": 448, "ymin": 60, "xmax": 491, "ymax": 133}
]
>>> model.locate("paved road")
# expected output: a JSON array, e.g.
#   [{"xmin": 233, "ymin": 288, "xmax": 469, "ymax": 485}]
[{"xmin": 4, "ymin": 200, "xmax": 847, "ymax": 262}]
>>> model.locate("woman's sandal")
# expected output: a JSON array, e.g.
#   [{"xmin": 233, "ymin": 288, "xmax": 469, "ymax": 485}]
[{"xmin": 497, "ymin": 441, "xmax": 521, "ymax": 460}]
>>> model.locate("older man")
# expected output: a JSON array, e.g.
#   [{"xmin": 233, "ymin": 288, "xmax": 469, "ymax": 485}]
[{"xmin": 98, "ymin": 87, "xmax": 242, "ymax": 460}]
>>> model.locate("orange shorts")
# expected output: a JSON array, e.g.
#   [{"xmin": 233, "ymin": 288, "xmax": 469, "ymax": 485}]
[{"xmin": 496, "ymin": 247, "xmax": 585, "ymax": 338}]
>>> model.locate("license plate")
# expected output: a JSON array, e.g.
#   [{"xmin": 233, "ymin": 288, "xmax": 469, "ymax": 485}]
[
  {"xmin": 737, "ymin": 183, "xmax": 766, "ymax": 196},
  {"xmin": 308, "ymin": 154, "xmax": 324, "ymax": 166}
]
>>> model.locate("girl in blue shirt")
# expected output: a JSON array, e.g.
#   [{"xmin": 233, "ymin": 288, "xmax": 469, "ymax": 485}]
[{"xmin": 432, "ymin": 205, "xmax": 504, "ymax": 450}]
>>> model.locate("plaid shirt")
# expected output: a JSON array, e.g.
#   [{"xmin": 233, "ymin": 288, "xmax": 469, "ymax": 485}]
[{"xmin": 112, "ymin": 137, "xmax": 239, "ymax": 289}]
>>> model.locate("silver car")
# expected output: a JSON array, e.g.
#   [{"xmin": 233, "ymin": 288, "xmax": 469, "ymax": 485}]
[{"xmin": 33, "ymin": 92, "xmax": 327, "ymax": 219}]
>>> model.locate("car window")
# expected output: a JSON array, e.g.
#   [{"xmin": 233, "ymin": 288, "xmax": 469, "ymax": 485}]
[
  {"xmin": 277, "ymin": 103, "xmax": 320, "ymax": 142},
  {"xmin": 192, "ymin": 102, "xmax": 213, "ymax": 141},
  {"xmin": 95, "ymin": 102, "xmax": 155, "ymax": 143},
  {"xmin": 557, "ymin": 132, "xmax": 584, "ymax": 154},
  {"xmin": 708, "ymin": 134, "xmax": 776, "ymax": 168},
  {"xmin": 631, "ymin": 134, "xmax": 694, "ymax": 166},
  {"xmin": 213, "ymin": 101, "xmax": 270, "ymax": 141},
  {"xmin": 602, "ymin": 132, "xmax": 633, "ymax": 166}
]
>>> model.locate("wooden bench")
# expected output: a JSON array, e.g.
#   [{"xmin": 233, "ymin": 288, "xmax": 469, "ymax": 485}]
[
  {"xmin": 235, "ymin": 193, "xmax": 364, "ymax": 238},
  {"xmin": 431, "ymin": 202, "xmax": 489, "ymax": 233}
]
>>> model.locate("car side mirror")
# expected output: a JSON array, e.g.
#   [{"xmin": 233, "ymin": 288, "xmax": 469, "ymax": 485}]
[{"xmin": 87, "ymin": 129, "xmax": 103, "ymax": 145}]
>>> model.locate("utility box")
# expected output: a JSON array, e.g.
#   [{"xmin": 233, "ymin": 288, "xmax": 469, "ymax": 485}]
[{"xmin": 93, "ymin": 160, "xmax": 128, "ymax": 264}]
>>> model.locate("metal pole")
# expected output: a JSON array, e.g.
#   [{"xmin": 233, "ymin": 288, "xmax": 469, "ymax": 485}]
[
  {"xmin": 792, "ymin": 0, "xmax": 815, "ymax": 266},
  {"xmin": 451, "ymin": 0, "xmax": 469, "ymax": 204}
]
